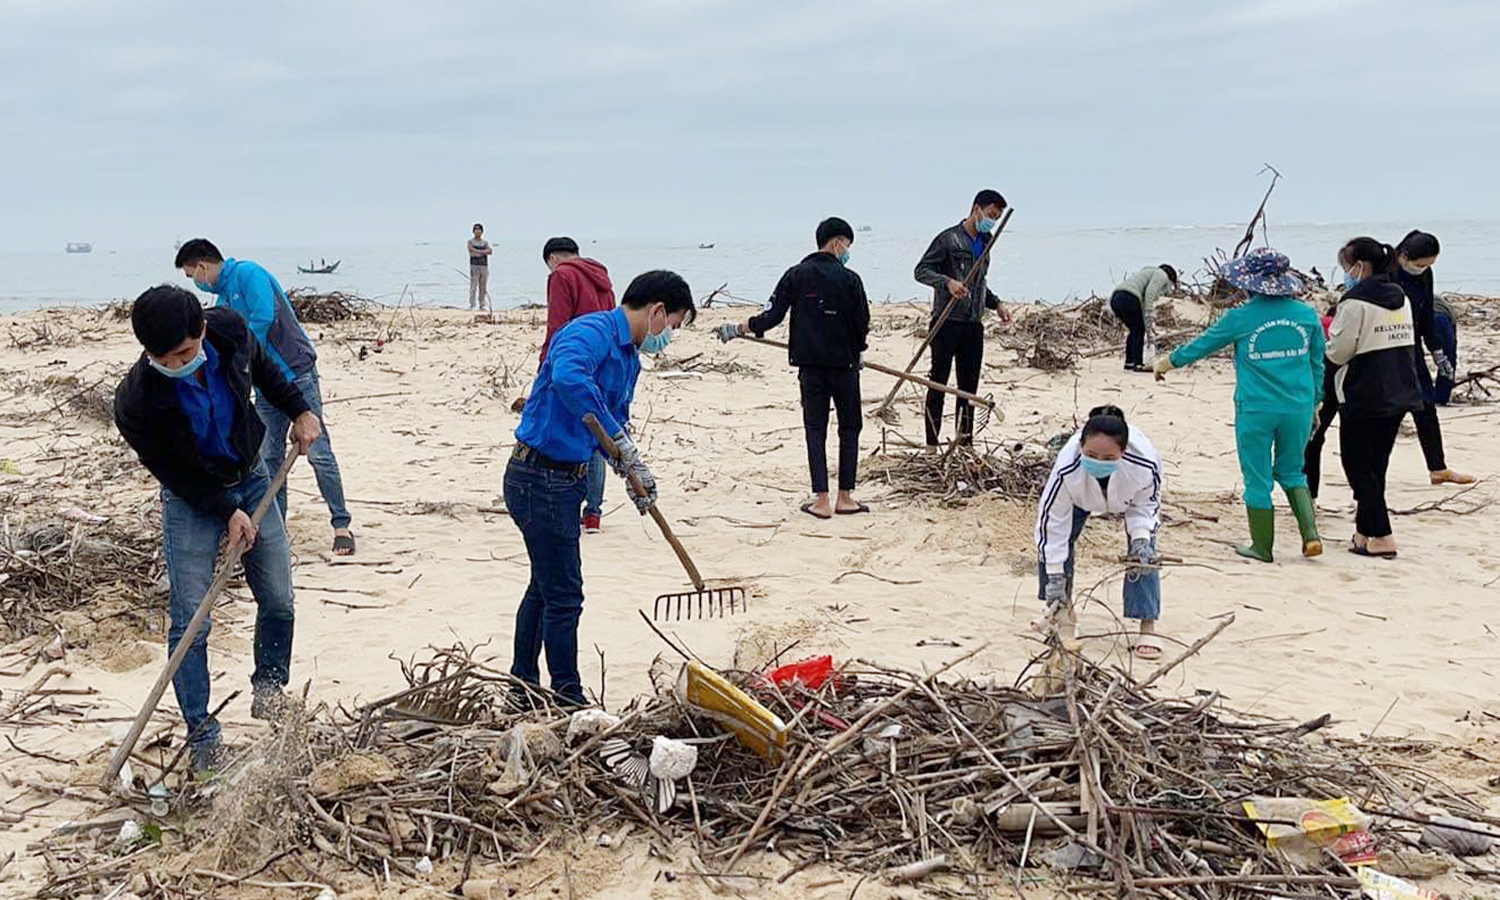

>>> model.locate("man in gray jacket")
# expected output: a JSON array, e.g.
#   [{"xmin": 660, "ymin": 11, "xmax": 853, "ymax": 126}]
[{"xmin": 914, "ymin": 189, "xmax": 1010, "ymax": 447}]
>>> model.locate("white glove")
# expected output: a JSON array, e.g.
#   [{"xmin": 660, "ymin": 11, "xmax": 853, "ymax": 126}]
[
  {"xmin": 1043, "ymin": 573, "xmax": 1068, "ymax": 610},
  {"xmin": 715, "ymin": 323, "xmax": 743, "ymax": 343},
  {"xmin": 1432, "ymin": 349, "xmax": 1455, "ymax": 381},
  {"xmin": 609, "ymin": 431, "xmax": 658, "ymax": 514}
]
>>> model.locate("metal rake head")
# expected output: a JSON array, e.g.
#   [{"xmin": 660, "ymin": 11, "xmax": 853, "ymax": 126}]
[
  {"xmin": 974, "ymin": 393, "xmax": 1000, "ymax": 434},
  {"xmin": 652, "ymin": 586, "xmax": 748, "ymax": 622}
]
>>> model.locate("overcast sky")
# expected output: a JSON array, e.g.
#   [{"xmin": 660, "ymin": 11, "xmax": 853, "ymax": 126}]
[{"xmin": 2, "ymin": 0, "xmax": 1496, "ymax": 252}]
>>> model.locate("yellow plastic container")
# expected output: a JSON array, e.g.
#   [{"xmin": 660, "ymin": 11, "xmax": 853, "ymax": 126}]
[{"xmin": 677, "ymin": 661, "xmax": 789, "ymax": 760}]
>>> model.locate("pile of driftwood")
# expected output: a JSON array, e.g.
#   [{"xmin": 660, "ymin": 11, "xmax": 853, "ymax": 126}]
[
  {"xmin": 996, "ymin": 297, "xmax": 1124, "ymax": 371},
  {"xmin": 286, "ymin": 289, "xmax": 374, "ymax": 324},
  {"xmin": 654, "ymin": 351, "xmax": 764, "ymax": 379},
  {"xmin": 0, "ymin": 517, "xmax": 163, "ymax": 642},
  {"xmin": 33, "ymin": 636, "xmax": 1498, "ymax": 898},
  {"xmin": 867, "ymin": 442, "xmax": 1058, "ymax": 505}
]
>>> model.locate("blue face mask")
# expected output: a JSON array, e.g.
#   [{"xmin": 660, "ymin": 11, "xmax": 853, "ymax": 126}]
[
  {"xmin": 1081, "ymin": 456, "xmax": 1120, "ymax": 479},
  {"xmin": 641, "ymin": 324, "xmax": 674, "ymax": 355},
  {"xmin": 1343, "ymin": 272, "xmax": 1358, "ymax": 290},
  {"xmin": 149, "ymin": 347, "xmax": 206, "ymax": 379},
  {"xmin": 977, "ymin": 217, "xmax": 997, "ymax": 234},
  {"xmin": 194, "ymin": 279, "xmax": 215, "ymax": 293},
  {"xmin": 837, "ymin": 250, "xmax": 851, "ymax": 265}
]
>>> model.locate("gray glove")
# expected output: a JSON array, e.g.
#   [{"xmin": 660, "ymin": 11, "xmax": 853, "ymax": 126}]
[
  {"xmin": 1432, "ymin": 349, "xmax": 1455, "ymax": 381},
  {"xmin": 1042, "ymin": 573, "xmax": 1069, "ymax": 610},
  {"xmin": 1128, "ymin": 537, "xmax": 1158, "ymax": 568},
  {"xmin": 608, "ymin": 431, "xmax": 658, "ymax": 514},
  {"xmin": 715, "ymin": 323, "xmax": 743, "ymax": 343}
]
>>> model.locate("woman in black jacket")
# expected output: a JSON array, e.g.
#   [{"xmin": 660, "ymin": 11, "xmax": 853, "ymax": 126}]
[
  {"xmin": 1325, "ymin": 238, "xmax": 1423, "ymax": 559},
  {"xmin": 1392, "ymin": 230, "xmax": 1473, "ymax": 485}
]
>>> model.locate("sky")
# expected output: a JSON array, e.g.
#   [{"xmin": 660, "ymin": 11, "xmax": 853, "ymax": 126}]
[{"xmin": 2, "ymin": 0, "xmax": 1498, "ymax": 252}]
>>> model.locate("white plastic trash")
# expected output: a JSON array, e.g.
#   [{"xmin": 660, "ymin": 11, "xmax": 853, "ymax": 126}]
[
  {"xmin": 648, "ymin": 736, "xmax": 698, "ymax": 781},
  {"xmin": 565, "ymin": 709, "xmax": 621, "ymax": 743},
  {"xmin": 415, "ymin": 855, "xmax": 434, "ymax": 875},
  {"xmin": 118, "ymin": 819, "xmax": 143, "ymax": 844}
]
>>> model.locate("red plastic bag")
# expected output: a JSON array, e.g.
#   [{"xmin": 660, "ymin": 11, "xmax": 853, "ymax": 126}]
[{"xmin": 766, "ymin": 656, "xmax": 836, "ymax": 691}]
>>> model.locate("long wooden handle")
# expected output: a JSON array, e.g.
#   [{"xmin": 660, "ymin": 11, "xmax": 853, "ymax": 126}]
[
  {"xmin": 876, "ymin": 207, "xmax": 1015, "ymax": 415},
  {"xmin": 581, "ymin": 414, "xmax": 705, "ymax": 591},
  {"xmin": 740, "ymin": 335, "xmax": 995, "ymax": 409},
  {"xmin": 100, "ymin": 449, "xmax": 301, "ymax": 790}
]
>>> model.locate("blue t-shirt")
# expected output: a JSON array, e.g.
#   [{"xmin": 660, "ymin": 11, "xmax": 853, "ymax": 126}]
[{"xmin": 173, "ymin": 342, "xmax": 242, "ymax": 465}]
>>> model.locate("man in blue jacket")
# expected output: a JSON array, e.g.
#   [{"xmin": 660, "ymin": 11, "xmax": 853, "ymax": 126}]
[
  {"xmin": 175, "ymin": 239, "xmax": 355, "ymax": 556},
  {"xmin": 506, "ymin": 270, "xmax": 695, "ymax": 707}
]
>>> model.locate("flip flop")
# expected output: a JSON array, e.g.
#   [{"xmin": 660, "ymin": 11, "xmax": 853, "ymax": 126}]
[
  {"xmin": 835, "ymin": 503, "xmax": 871, "ymax": 516},
  {"xmin": 333, "ymin": 532, "xmax": 356, "ymax": 557},
  {"xmin": 799, "ymin": 502, "xmax": 832, "ymax": 521},
  {"xmin": 1348, "ymin": 542, "xmax": 1396, "ymax": 560}
]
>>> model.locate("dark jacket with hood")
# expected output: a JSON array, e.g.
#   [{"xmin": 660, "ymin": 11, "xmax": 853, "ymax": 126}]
[
  {"xmin": 543, "ymin": 258, "xmax": 616, "ymax": 361},
  {"xmin": 114, "ymin": 307, "xmax": 311, "ymax": 520},
  {"xmin": 913, "ymin": 222, "xmax": 1001, "ymax": 324},
  {"xmin": 749, "ymin": 251, "xmax": 870, "ymax": 370},
  {"xmin": 1325, "ymin": 274, "xmax": 1422, "ymax": 419}
]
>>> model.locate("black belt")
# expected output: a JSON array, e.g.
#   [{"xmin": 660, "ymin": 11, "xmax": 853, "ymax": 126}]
[{"xmin": 512, "ymin": 443, "xmax": 588, "ymax": 477}]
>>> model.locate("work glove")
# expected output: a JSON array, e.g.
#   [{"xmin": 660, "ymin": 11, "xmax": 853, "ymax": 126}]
[
  {"xmin": 1152, "ymin": 356, "xmax": 1175, "ymax": 377},
  {"xmin": 1432, "ymin": 349, "xmax": 1455, "ymax": 381},
  {"xmin": 1042, "ymin": 573, "xmax": 1069, "ymax": 611},
  {"xmin": 715, "ymin": 323, "xmax": 743, "ymax": 343},
  {"xmin": 1128, "ymin": 537, "xmax": 1159, "ymax": 569},
  {"xmin": 608, "ymin": 431, "xmax": 658, "ymax": 514}
]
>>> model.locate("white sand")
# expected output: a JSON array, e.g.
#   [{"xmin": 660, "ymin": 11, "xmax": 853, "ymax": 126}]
[{"xmin": 3, "ymin": 301, "xmax": 1499, "ymax": 896}]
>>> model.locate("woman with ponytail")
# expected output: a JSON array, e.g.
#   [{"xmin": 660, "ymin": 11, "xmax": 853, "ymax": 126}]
[
  {"xmin": 1393, "ymin": 230, "xmax": 1473, "ymax": 485},
  {"xmin": 1320, "ymin": 237, "xmax": 1422, "ymax": 559},
  {"xmin": 1034, "ymin": 405, "xmax": 1165, "ymax": 658}
]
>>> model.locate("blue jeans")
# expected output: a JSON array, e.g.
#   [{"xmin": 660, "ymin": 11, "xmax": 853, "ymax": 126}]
[
  {"xmin": 583, "ymin": 452, "xmax": 607, "ymax": 518},
  {"xmin": 162, "ymin": 465, "xmax": 296, "ymax": 748},
  {"xmin": 257, "ymin": 369, "xmax": 352, "ymax": 529},
  {"xmin": 1036, "ymin": 507, "xmax": 1160, "ymax": 621},
  {"xmin": 504, "ymin": 457, "xmax": 588, "ymax": 705},
  {"xmin": 1433, "ymin": 312, "xmax": 1457, "ymax": 405}
]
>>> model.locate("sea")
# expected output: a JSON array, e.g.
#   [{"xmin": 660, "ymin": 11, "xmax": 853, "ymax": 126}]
[{"xmin": 4, "ymin": 219, "xmax": 1498, "ymax": 315}]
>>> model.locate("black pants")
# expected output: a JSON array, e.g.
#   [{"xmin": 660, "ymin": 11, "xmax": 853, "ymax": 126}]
[
  {"xmin": 1339, "ymin": 414, "xmax": 1402, "ymax": 538},
  {"xmin": 800, "ymin": 367, "xmax": 862, "ymax": 493},
  {"xmin": 1409, "ymin": 357, "xmax": 1447, "ymax": 471},
  {"xmin": 925, "ymin": 320, "xmax": 985, "ymax": 446},
  {"xmin": 1109, "ymin": 290, "xmax": 1146, "ymax": 367},
  {"xmin": 1305, "ymin": 394, "xmax": 1339, "ymax": 499}
]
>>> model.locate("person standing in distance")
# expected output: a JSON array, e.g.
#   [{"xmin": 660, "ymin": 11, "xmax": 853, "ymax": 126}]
[
  {"xmin": 914, "ymin": 189, "xmax": 1012, "ymax": 449},
  {"xmin": 176, "ymin": 238, "xmax": 355, "ymax": 556},
  {"xmin": 469, "ymin": 223, "xmax": 493, "ymax": 313},
  {"xmin": 506, "ymin": 271, "xmax": 696, "ymax": 707}
]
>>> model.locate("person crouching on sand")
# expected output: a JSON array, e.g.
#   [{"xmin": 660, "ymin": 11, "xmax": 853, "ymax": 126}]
[
  {"xmin": 1109, "ymin": 264, "xmax": 1178, "ymax": 372},
  {"xmin": 1035, "ymin": 405, "xmax": 1165, "ymax": 659},
  {"xmin": 1153, "ymin": 249, "xmax": 1324, "ymax": 562},
  {"xmin": 716, "ymin": 217, "xmax": 872, "ymax": 519},
  {"xmin": 115, "ymin": 286, "xmax": 320, "ymax": 773},
  {"xmin": 506, "ymin": 271, "xmax": 696, "ymax": 708}
]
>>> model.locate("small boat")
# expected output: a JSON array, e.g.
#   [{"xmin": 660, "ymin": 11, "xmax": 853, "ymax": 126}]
[
  {"xmin": 857, "ymin": 225, "xmax": 872, "ymax": 233},
  {"xmin": 698, "ymin": 243, "xmax": 715, "ymax": 250},
  {"xmin": 65, "ymin": 242, "xmax": 93, "ymax": 254},
  {"xmin": 297, "ymin": 259, "xmax": 341, "ymax": 275}
]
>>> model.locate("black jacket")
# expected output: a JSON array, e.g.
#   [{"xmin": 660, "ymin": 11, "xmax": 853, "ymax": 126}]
[
  {"xmin": 748, "ymin": 252, "xmax": 870, "ymax": 370},
  {"xmin": 913, "ymin": 222, "xmax": 1001, "ymax": 324},
  {"xmin": 114, "ymin": 307, "xmax": 311, "ymax": 520},
  {"xmin": 1326, "ymin": 275, "xmax": 1422, "ymax": 419}
]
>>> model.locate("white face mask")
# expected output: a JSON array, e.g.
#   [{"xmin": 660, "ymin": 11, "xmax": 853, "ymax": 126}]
[{"xmin": 1401, "ymin": 261, "xmax": 1429, "ymax": 276}]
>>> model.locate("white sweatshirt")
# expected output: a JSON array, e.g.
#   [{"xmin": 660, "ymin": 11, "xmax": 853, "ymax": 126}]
[{"xmin": 1035, "ymin": 426, "xmax": 1163, "ymax": 575}]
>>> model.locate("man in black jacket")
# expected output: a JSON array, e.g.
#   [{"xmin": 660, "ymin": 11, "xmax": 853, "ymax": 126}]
[
  {"xmin": 114, "ymin": 285, "xmax": 320, "ymax": 772},
  {"xmin": 914, "ymin": 189, "xmax": 1012, "ymax": 448},
  {"xmin": 717, "ymin": 217, "xmax": 871, "ymax": 519}
]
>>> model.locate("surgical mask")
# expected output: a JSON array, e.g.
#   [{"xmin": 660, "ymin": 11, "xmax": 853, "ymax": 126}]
[
  {"xmin": 1401, "ymin": 261, "xmax": 1429, "ymax": 276},
  {"xmin": 977, "ymin": 217, "xmax": 997, "ymax": 234},
  {"xmin": 1343, "ymin": 271, "xmax": 1359, "ymax": 290},
  {"xmin": 190, "ymin": 265, "xmax": 216, "ymax": 293},
  {"xmin": 641, "ymin": 312, "xmax": 674, "ymax": 354},
  {"xmin": 1080, "ymin": 456, "xmax": 1119, "ymax": 479},
  {"xmin": 837, "ymin": 250, "xmax": 851, "ymax": 265},
  {"xmin": 149, "ymin": 347, "xmax": 206, "ymax": 379}
]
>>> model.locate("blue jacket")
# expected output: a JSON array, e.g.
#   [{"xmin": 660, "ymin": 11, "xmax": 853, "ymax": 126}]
[
  {"xmin": 204, "ymin": 258, "xmax": 318, "ymax": 381},
  {"xmin": 515, "ymin": 307, "xmax": 641, "ymax": 464}
]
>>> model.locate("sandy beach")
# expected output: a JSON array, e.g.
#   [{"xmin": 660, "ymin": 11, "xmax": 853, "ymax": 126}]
[{"xmin": 3, "ymin": 297, "xmax": 1500, "ymax": 898}]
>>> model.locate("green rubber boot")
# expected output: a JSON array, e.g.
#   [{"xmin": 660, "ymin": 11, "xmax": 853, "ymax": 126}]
[
  {"xmin": 1235, "ymin": 507, "xmax": 1275, "ymax": 562},
  {"xmin": 1286, "ymin": 486, "xmax": 1323, "ymax": 557}
]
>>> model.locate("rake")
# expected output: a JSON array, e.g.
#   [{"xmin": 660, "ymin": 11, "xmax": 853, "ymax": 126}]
[{"xmin": 583, "ymin": 414, "xmax": 747, "ymax": 621}]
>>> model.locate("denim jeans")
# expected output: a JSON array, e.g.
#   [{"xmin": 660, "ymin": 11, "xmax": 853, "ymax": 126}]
[
  {"xmin": 583, "ymin": 452, "xmax": 607, "ymax": 518},
  {"xmin": 504, "ymin": 456, "xmax": 588, "ymax": 705},
  {"xmin": 256, "ymin": 368, "xmax": 351, "ymax": 529},
  {"xmin": 161, "ymin": 465, "xmax": 296, "ymax": 749},
  {"xmin": 1035, "ymin": 507, "xmax": 1160, "ymax": 621}
]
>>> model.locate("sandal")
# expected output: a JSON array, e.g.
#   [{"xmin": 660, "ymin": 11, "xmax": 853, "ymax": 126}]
[
  {"xmin": 835, "ymin": 502, "xmax": 871, "ymax": 516},
  {"xmin": 1133, "ymin": 636, "xmax": 1163, "ymax": 660},
  {"xmin": 333, "ymin": 532, "xmax": 356, "ymax": 557},
  {"xmin": 799, "ymin": 501, "xmax": 832, "ymax": 521}
]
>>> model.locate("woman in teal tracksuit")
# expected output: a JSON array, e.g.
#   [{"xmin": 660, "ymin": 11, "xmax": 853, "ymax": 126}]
[{"xmin": 1153, "ymin": 248, "xmax": 1324, "ymax": 561}]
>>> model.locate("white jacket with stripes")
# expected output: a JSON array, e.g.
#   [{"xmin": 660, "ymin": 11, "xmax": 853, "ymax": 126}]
[{"xmin": 1035, "ymin": 426, "xmax": 1163, "ymax": 575}]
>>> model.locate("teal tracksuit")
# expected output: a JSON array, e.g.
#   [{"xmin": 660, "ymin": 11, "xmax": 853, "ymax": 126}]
[{"xmin": 1169, "ymin": 294, "xmax": 1325, "ymax": 509}]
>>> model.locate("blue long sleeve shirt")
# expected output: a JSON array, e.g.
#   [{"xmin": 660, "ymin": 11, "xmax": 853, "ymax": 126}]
[
  {"xmin": 1168, "ymin": 294, "xmax": 1326, "ymax": 413},
  {"xmin": 515, "ymin": 307, "xmax": 641, "ymax": 463},
  {"xmin": 172, "ymin": 341, "xmax": 243, "ymax": 465},
  {"xmin": 204, "ymin": 258, "xmax": 318, "ymax": 381}
]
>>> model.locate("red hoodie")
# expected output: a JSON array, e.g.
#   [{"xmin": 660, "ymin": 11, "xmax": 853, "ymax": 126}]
[{"xmin": 542, "ymin": 258, "xmax": 615, "ymax": 361}]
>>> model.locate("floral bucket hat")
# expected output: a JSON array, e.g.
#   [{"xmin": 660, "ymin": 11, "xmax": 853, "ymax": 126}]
[{"xmin": 1220, "ymin": 248, "xmax": 1304, "ymax": 297}]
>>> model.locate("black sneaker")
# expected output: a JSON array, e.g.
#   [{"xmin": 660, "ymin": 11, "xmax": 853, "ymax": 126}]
[
  {"xmin": 189, "ymin": 738, "xmax": 226, "ymax": 777},
  {"xmin": 251, "ymin": 686, "xmax": 289, "ymax": 722}
]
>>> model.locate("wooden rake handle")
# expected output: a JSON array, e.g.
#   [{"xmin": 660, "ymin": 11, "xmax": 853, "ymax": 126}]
[
  {"xmin": 101, "ymin": 448, "xmax": 302, "ymax": 790},
  {"xmin": 740, "ymin": 335, "xmax": 995, "ymax": 409},
  {"xmin": 582, "ymin": 414, "xmax": 705, "ymax": 591}
]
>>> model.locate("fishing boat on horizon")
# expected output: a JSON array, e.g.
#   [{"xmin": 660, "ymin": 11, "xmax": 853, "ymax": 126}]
[
  {"xmin": 298, "ymin": 258, "xmax": 341, "ymax": 274},
  {"xmin": 65, "ymin": 242, "xmax": 93, "ymax": 254}
]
